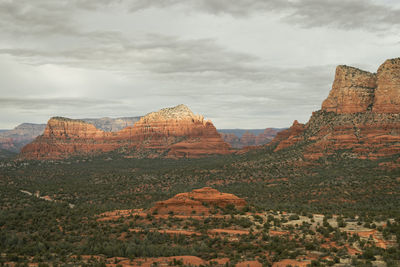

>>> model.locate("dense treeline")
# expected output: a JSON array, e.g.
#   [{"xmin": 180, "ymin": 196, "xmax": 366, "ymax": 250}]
[{"xmin": 0, "ymin": 148, "xmax": 399, "ymax": 265}]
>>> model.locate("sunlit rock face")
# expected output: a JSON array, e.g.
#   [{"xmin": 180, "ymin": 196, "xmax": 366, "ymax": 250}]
[
  {"xmin": 322, "ymin": 65, "xmax": 376, "ymax": 114},
  {"xmin": 373, "ymin": 58, "xmax": 400, "ymax": 113},
  {"xmin": 271, "ymin": 58, "xmax": 400, "ymax": 160}
]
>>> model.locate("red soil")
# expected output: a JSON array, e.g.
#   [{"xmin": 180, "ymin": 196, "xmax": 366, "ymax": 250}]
[
  {"xmin": 269, "ymin": 230, "xmax": 290, "ymax": 236},
  {"xmin": 272, "ymin": 259, "xmax": 311, "ymax": 267},
  {"xmin": 208, "ymin": 229, "xmax": 249, "ymax": 235},
  {"xmin": 236, "ymin": 260, "xmax": 262, "ymax": 267}
]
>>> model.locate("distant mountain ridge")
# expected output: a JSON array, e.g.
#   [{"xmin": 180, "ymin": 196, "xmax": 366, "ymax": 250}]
[
  {"xmin": 82, "ymin": 117, "xmax": 141, "ymax": 132},
  {"xmin": 219, "ymin": 128, "xmax": 285, "ymax": 148},
  {"xmin": 218, "ymin": 129, "xmax": 267, "ymax": 138},
  {"xmin": 0, "ymin": 123, "xmax": 47, "ymax": 153}
]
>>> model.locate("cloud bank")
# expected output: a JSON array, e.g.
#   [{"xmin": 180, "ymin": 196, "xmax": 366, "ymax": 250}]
[{"xmin": 0, "ymin": 0, "xmax": 399, "ymax": 128}]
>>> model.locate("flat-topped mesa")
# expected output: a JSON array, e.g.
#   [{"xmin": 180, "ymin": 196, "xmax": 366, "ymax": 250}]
[
  {"xmin": 321, "ymin": 65, "xmax": 377, "ymax": 113},
  {"xmin": 149, "ymin": 187, "xmax": 247, "ymax": 216},
  {"xmin": 20, "ymin": 117, "xmax": 116, "ymax": 159},
  {"xmin": 373, "ymin": 58, "xmax": 400, "ymax": 113},
  {"xmin": 43, "ymin": 117, "xmax": 108, "ymax": 139}
]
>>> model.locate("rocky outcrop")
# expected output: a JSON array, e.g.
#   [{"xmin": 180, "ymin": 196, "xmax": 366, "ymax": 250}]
[
  {"xmin": 271, "ymin": 120, "xmax": 305, "ymax": 152},
  {"xmin": 271, "ymin": 57, "xmax": 400, "ymax": 160},
  {"xmin": 20, "ymin": 105, "xmax": 232, "ymax": 159},
  {"xmin": 373, "ymin": 58, "xmax": 400, "ymax": 113},
  {"xmin": 321, "ymin": 65, "xmax": 376, "ymax": 113},
  {"xmin": 150, "ymin": 187, "xmax": 246, "ymax": 216}
]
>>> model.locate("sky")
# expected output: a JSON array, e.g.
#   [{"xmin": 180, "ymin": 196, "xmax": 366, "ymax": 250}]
[{"xmin": 1, "ymin": 0, "xmax": 400, "ymax": 129}]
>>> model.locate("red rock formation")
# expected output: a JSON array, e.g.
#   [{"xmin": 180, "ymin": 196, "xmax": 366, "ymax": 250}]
[
  {"xmin": 271, "ymin": 57, "xmax": 400, "ymax": 160},
  {"xmin": 373, "ymin": 58, "xmax": 400, "ymax": 113},
  {"xmin": 20, "ymin": 118, "xmax": 117, "ymax": 159},
  {"xmin": 272, "ymin": 121, "xmax": 305, "ymax": 152},
  {"xmin": 116, "ymin": 105, "xmax": 232, "ymax": 158},
  {"xmin": 20, "ymin": 105, "xmax": 232, "ymax": 159},
  {"xmin": 321, "ymin": 65, "xmax": 376, "ymax": 113},
  {"xmin": 150, "ymin": 187, "xmax": 246, "ymax": 216}
]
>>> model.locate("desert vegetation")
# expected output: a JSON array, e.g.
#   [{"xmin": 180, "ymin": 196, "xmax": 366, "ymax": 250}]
[{"xmin": 0, "ymin": 147, "xmax": 399, "ymax": 266}]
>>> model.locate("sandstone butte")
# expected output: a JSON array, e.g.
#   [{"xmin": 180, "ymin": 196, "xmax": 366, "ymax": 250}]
[
  {"xmin": 19, "ymin": 104, "xmax": 232, "ymax": 159},
  {"xmin": 149, "ymin": 187, "xmax": 247, "ymax": 216},
  {"xmin": 270, "ymin": 57, "xmax": 400, "ymax": 160}
]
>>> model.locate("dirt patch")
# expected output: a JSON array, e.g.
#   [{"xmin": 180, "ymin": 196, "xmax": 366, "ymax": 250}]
[
  {"xmin": 129, "ymin": 228, "xmax": 202, "ymax": 236},
  {"xmin": 115, "ymin": 256, "xmax": 206, "ymax": 267},
  {"xmin": 272, "ymin": 259, "xmax": 311, "ymax": 267},
  {"xmin": 208, "ymin": 229, "xmax": 249, "ymax": 235},
  {"xmin": 269, "ymin": 230, "xmax": 289, "ymax": 236}
]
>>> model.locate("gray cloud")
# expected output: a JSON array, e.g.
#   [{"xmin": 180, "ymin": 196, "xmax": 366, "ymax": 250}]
[
  {"xmin": 0, "ymin": 97, "xmax": 122, "ymax": 110},
  {"xmin": 0, "ymin": 35, "xmax": 262, "ymax": 82},
  {"xmin": 0, "ymin": 38, "xmax": 334, "ymax": 86},
  {"xmin": 1, "ymin": 0, "xmax": 398, "ymax": 38},
  {"xmin": 0, "ymin": 0, "xmax": 396, "ymax": 81},
  {"xmin": 0, "ymin": 0, "xmax": 398, "ymax": 129},
  {"xmin": 125, "ymin": 0, "xmax": 400, "ymax": 32},
  {"xmin": 287, "ymin": 0, "xmax": 400, "ymax": 32}
]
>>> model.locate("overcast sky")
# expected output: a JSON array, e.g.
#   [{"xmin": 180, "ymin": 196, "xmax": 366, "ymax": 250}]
[{"xmin": 1, "ymin": 0, "xmax": 400, "ymax": 129}]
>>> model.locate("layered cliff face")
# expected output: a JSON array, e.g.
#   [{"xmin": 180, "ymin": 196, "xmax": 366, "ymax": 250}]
[
  {"xmin": 20, "ymin": 105, "xmax": 232, "ymax": 159},
  {"xmin": 20, "ymin": 118, "xmax": 117, "ymax": 159},
  {"xmin": 271, "ymin": 120, "xmax": 305, "ymax": 152},
  {"xmin": 0, "ymin": 117, "xmax": 140, "ymax": 154},
  {"xmin": 373, "ymin": 58, "xmax": 400, "ymax": 113},
  {"xmin": 272, "ymin": 57, "xmax": 400, "ymax": 160},
  {"xmin": 321, "ymin": 66, "xmax": 376, "ymax": 113},
  {"xmin": 150, "ymin": 187, "xmax": 246, "ymax": 216}
]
